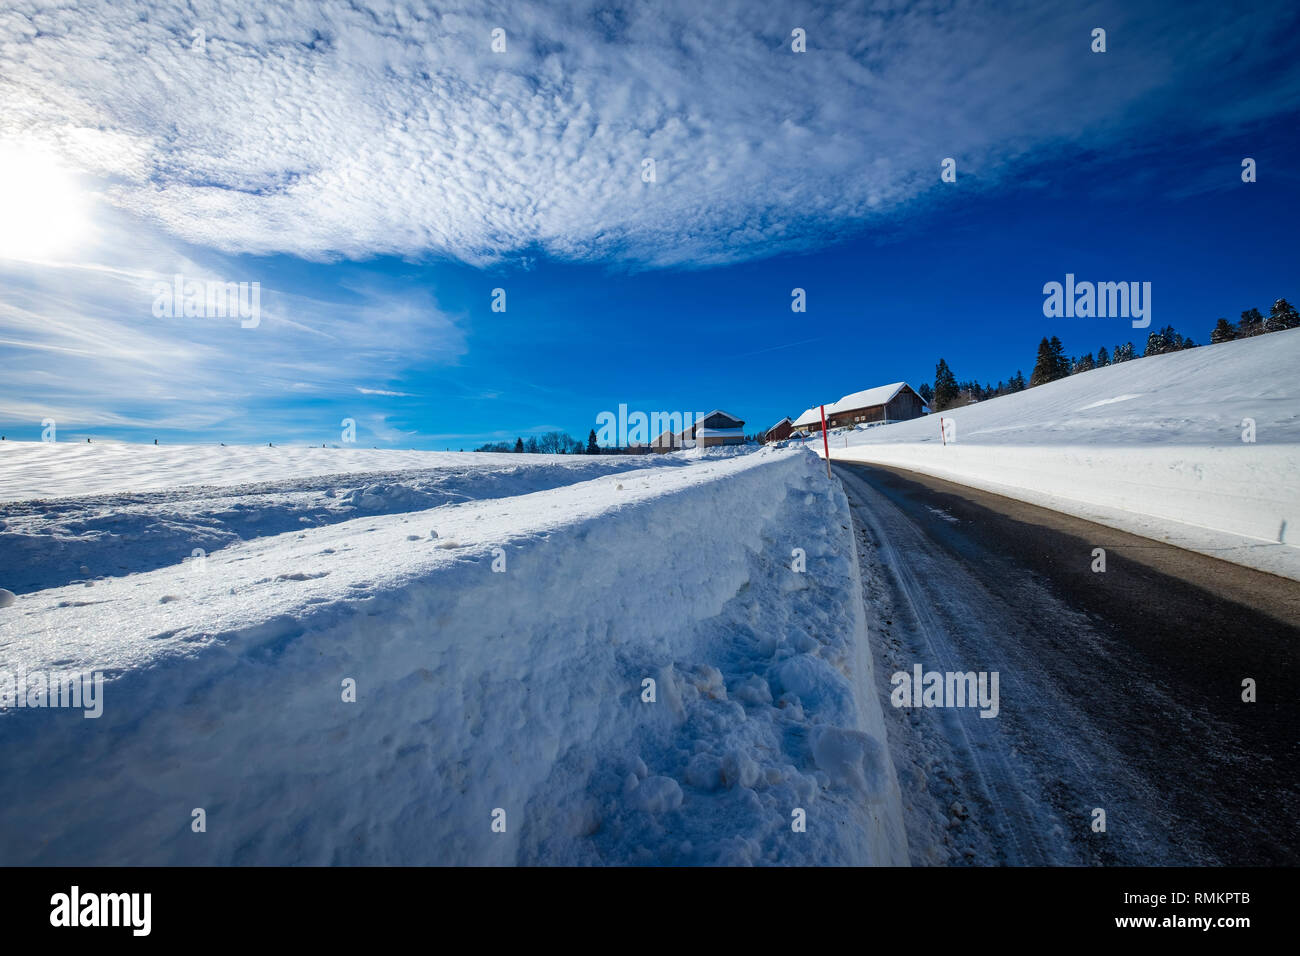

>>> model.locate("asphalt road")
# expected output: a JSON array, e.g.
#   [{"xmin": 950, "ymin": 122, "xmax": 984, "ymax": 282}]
[{"xmin": 835, "ymin": 460, "xmax": 1299, "ymax": 866}]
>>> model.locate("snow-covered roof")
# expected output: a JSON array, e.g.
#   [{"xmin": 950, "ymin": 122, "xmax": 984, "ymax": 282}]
[
  {"xmin": 828, "ymin": 382, "xmax": 910, "ymax": 413},
  {"xmin": 792, "ymin": 406, "xmax": 822, "ymax": 427},
  {"xmin": 791, "ymin": 383, "xmax": 917, "ymax": 426},
  {"xmin": 698, "ymin": 409, "xmax": 744, "ymax": 427},
  {"xmin": 766, "ymin": 417, "xmax": 793, "ymax": 433}
]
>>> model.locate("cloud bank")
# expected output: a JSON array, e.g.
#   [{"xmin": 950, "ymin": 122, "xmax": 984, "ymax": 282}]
[{"xmin": 3, "ymin": 0, "xmax": 1296, "ymax": 268}]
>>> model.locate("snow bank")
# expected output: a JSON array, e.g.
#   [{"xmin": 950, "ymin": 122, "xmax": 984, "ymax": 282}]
[
  {"xmin": 817, "ymin": 330, "xmax": 1300, "ymax": 580},
  {"xmin": 0, "ymin": 447, "xmax": 906, "ymax": 866}
]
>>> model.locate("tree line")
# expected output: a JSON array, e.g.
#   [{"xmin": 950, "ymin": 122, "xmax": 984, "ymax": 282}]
[
  {"xmin": 476, "ymin": 430, "xmax": 597, "ymax": 454},
  {"xmin": 476, "ymin": 429, "xmax": 671, "ymax": 454},
  {"xmin": 477, "ymin": 428, "xmax": 765, "ymax": 454},
  {"xmin": 1209, "ymin": 298, "xmax": 1298, "ymax": 342},
  {"xmin": 924, "ymin": 297, "xmax": 1296, "ymax": 412}
]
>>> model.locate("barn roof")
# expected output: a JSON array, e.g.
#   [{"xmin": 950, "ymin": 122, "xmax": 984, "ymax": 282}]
[
  {"xmin": 792, "ymin": 406, "xmax": 822, "ymax": 427},
  {"xmin": 829, "ymin": 382, "xmax": 910, "ymax": 413},
  {"xmin": 698, "ymin": 409, "xmax": 744, "ymax": 427},
  {"xmin": 791, "ymin": 382, "xmax": 921, "ymax": 426}
]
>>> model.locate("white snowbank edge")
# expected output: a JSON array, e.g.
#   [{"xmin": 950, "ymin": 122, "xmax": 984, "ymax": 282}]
[{"xmin": 820, "ymin": 443, "xmax": 1300, "ymax": 581}]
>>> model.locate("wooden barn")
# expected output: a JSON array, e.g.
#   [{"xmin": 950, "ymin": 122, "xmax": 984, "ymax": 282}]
[
  {"xmin": 791, "ymin": 382, "xmax": 927, "ymax": 433},
  {"xmin": 792, "ymin": 405, "xmax": 824, "ymax": 434},
  {"xmin": 652, "ymin": 409, "xmax": 747, "ymax": 450},
  {"xmin": 763, "ymin": 417, "xmax": 794, "ymax": 443}
]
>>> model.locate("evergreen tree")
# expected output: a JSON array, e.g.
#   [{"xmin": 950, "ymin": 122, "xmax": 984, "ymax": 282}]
[
  {"xmin": 917, "ymin": 382, "xmax": 934, "ymax": 406},
  {"xmin": 933, "ymin": 358, "xmax": 959, "ymax": 411},
  {"xmin": 586, "ymin": 429, "xmax": 599, "ymax": 455},
  {"xmin": 1210, "ymin": 318, "xmax": 1236, "ymax": 343},
  {"xmin": 1144, "ymin": 325, "xmax": 1190, "ymax": 356},
  {"xmin": 1010, "ymin": 370, "xmax": 1027, "ymax": 392},
  {"xmin": 1112, "ymin": 342, "xmax": 1135, "ymax": 363},
  {"xmin": 1029, "ymin": 338, "xmax": 1055, "ymax": 387},
  {"xmin": 1268, "ymin": 298, "xmax": 1299, "ymax": 332},
  {"xmin": 1096, "ymin": 346, "xmax": 1110, "ymax": 367},
  {"xmin": 1049, "ymin": 336, "xmax": 1070, "ymax": 379},
  {"xmin": 514, "ymin": 437, "xmax": 524, "ymax": 453},
  {"xmin": 1073, "ymin": 352, "xmax": 1095, "ymax": 373},
  {"xmin": 1238, "ymin": 308, "xmax": 1265, "ymax": 337}
]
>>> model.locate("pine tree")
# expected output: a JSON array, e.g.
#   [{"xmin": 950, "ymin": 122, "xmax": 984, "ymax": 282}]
[
  {"xmin": 1073, "ymin": 352, "xmax": 1095, "ymax": 373},
  {"xmin": 1268, "ymin": 298, "xmax": 1299, "ymax": 332},
  {"xmin": 1112, "ymin": 342, "xmax": 1135, "ymax": 363},
  {"xmin": 586, "ymin": 429, "xmax": 599, "ymax": 455},
  {"xmin": 1030, "ymin": 338, "xmax": 1055, "ymax": 387},
  {"xmin": 1210, "ymin": 318, "xmax": 1236, "ymax": 343},
  {"xmin": 1169, "ymin": 326, "xmax": 1191, "ymax": 350},
  {"xmin": 1010, "ymin": 370, "xmax": 1027, "ymax": 392},
  {"xmin": 933, "ymin": 358, "xmax": 959, "ymax": 411},
  {"xmin": 514, "ymin": 437, "xmax": 524, "ymax": 453},
  {"xmin": 1095, "ymin": 346, "xmax": 1110, "ymax": 367},
  {"xmin": 1144, "ymin": 326, "xmax": 1189, "ymax": 356},
  {"xmin": 1238, "ymin": 308, "xmax": 1265, "ymax": 338},
  {"xmin": 917, "ymin": 382, "xmax": 934, "ymax": 406},
  {"xmin": 1049, "ymin": 336, "xmax": 1070, "ymax": 380}
]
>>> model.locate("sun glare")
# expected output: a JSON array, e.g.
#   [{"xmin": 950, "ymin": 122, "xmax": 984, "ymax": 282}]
[{"xmin": 0, "ymin": 141, "xmax": 93, "ymax": 260}]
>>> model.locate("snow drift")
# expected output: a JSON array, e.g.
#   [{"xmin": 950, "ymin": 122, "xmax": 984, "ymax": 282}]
[
  {"xmin": 816, "ymin": 329, "xmax": 1300, "ymax": 580},
  {"xmin": 0, "ymin": 446, "xmax": 907, "ymax": 866}
]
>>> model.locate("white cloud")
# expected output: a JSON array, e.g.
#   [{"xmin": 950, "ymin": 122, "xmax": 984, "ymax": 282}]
[
  {"xmin": 1, "ymin": 0, "xmax": 1294, "ymax": 268},
  {"xmin": 364, "ymin": 413, "xmax": 418, "ymax": 443},
  {"xmin": 0, "ymin": 209, "xmax": 465, "ymax": 436}
]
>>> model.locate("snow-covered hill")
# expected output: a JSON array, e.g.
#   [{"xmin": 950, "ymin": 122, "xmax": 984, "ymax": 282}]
[
  {"xmin": 819, "ymin": 329, "xmax": 1300, "ymax": 580},
  {"xmin": 0, "ymin": 445, "xmax": 907, "ymax": 866}
]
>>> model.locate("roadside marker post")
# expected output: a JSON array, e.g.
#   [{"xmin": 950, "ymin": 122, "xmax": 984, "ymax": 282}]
[
  {"xmin": 820, "ymin": 404, "xmax": 831, "ymax": 478},
  {"xmin": 940, "ymin": 416, "xmax": 947, "ymax": 446}
]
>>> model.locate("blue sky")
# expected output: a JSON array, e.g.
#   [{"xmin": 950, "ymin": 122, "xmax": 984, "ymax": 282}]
[{"xmin": 1, "ymin": 0, "xmax": 1297, "ymax": 448}]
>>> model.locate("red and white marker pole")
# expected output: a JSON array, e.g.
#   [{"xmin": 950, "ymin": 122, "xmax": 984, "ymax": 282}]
[
  {"xmin": 820, "ymin": 404, "xmax": 831, "ymax": 478},
  {"xmin": 939, "ymin": 416, "xmax": 947, "ymax": 446}
]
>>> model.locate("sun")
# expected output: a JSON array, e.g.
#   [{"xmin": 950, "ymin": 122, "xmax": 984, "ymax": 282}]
[{"xmin": 0, "ymin": 141, "xmax": 93, "ymax": 260}]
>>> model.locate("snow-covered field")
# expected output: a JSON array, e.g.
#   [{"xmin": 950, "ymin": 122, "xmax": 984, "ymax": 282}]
[
  {"xmin": 0, "ymin": 444, "xmax": 907, "ymax": 865},
  {"xmin": 817, "ymin": 329, "xmax": 1300, "ymax": 580},
  {"xmin": 0, "ymin": 445, "xmax": 701, "ymax": 595},
  {"xmin": 8, "ymin": 330, "xmax": 1288, "ymax": 865}
]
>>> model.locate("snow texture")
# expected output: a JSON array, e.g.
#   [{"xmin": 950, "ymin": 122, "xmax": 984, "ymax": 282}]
[
  {"xmin": 0, "ymin": 445, "xmax": 907, "ymax": 866},
  {"xmin": 816, "ymin": 330, "xmax": 1300, "ymax": 580},
  {"xmin": 0, "ymin": 448, "xmax": 696, "ymax": 595}
]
